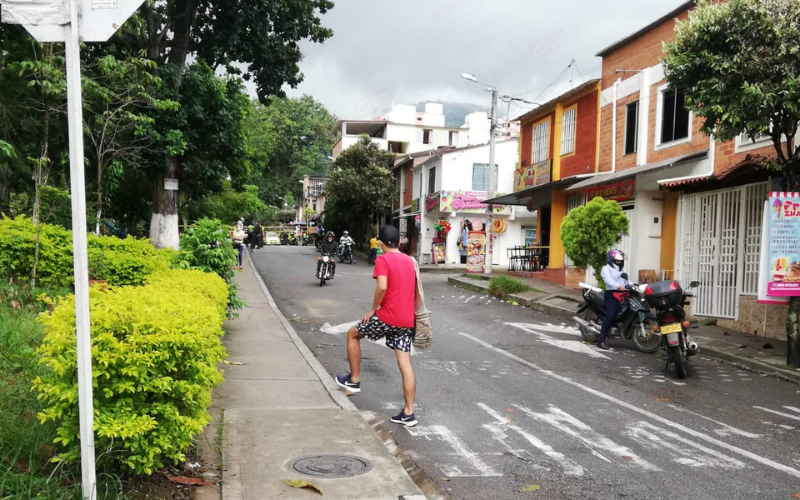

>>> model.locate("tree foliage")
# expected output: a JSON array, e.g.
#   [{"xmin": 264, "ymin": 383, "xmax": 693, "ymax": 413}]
[
  {"xmin": 663, "ymin": 0, "xmax": 800, "ymax": 186},
  {"xmin": 325, "ymin": 136, "xmax": 396, "ymax": 244},
  {"xmin": 560, "ymin": 197, "xmax": 629, "ymax": 285},
  {"xmin": 186, "ymin": 182, "xmax": 265, "ymax": 225}
]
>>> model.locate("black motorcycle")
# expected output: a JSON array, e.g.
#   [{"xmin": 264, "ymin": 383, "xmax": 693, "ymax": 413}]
[
  {"xmin": 340, "ymin": 243, "xmax": 355, "ymax": 265},
  {"xmin": 574, "ymin": 282, "xmax": 662, "ymax": 353},
  {"xmin": 318, "ymin": 253, "xmax": 334, "ymax": 287},
  {"xmin": 644, "ymin": 280, "xmax": 700, "ymax": 379}
]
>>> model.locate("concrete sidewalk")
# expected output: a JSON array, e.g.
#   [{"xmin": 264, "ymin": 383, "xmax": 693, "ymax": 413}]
[
  {"xmin": 200, "ymin": 252, "xmax": 427, "ymax": 500},
  {"xmin": 448, "ymin": 272, "xmax": 800, "ymax": 384}
]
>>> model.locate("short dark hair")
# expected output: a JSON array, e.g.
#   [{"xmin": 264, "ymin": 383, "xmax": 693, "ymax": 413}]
[{"xmin": 378, "ymin": 225, "xmax": 400, "ymax": 248}]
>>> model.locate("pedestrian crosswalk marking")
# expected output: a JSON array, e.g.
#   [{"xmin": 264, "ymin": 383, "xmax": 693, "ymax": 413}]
[
  {"xmin": 505, "ymin": 323, "xmax": 611, "ymax": 360},
  {"xmin": 405, "ymin": 425, "xmax": 502, "ymax": 477},
  {"xmin": 624, "ymin": 421, "xmax": 745, "ymax": 469},
  {"xmin": 754, "ymin": 406, "xmax": 800, "ymax": 422}
]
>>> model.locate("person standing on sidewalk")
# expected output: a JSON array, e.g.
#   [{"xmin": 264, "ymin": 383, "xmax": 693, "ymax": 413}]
[
  {"xmin": 368, "ymin": 234, "xmax": 379, "ymax": 266},
  {"xmin": 232, "ymin": 218, "xmax": 246, "ymax": 270},
  {"xmin": 336, "ymin": 225, "xmax": 421, "ymax": 427}
]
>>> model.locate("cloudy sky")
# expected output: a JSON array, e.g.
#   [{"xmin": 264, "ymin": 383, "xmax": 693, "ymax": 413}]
[{"xmin": 283, "ymin": 0, "xmax": 687, "ymax": 122}]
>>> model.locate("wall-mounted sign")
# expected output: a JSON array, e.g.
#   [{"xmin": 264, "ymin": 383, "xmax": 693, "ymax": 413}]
[
  {"xmin": 587, "ymin": 179, "xmax": 635, "ymax": 202},
  {"xmin": 164, "ymin": 178, "xmax": 179, "ymax": 191},
  {"xmin": 514, "ymin": 159, "xmax": 552, "ymax": 192},
  {"xmin": 425, "ymin": 192, "xmax": 440, "ymax": 213},
  {"xmin": 767, "ymin": 192, "xmax": 800, "ymax": 297},
  {"xmin": 439, "ymin": 190, "xmax": 510, "ymax": 215}
]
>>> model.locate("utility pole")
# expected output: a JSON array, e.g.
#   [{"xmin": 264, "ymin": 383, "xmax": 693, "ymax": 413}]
[{"xmin": 485, "ymin": 88, "xmax": 498, "ymax": 275}]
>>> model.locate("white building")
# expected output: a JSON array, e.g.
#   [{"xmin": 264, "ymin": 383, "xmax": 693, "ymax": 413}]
[{"xmin": 406, "ymin": 139, "xmax": 536, "ymax": 267}]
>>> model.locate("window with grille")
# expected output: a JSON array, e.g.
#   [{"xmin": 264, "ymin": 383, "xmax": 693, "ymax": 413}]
[
  {"xmin": 532, "ymin": 121, "xmax": 550, "ymax": 164},
  {"xmin": 560, "ymin": 107, "xmax": 576, "ymax": 155},
  {"xmin": 471, "ymin": 163, "xmax": 498, "ymax": 192}
]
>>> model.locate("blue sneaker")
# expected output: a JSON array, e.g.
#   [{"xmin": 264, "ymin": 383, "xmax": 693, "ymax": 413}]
[
  {"xmin": 390, "ymin": 411, "xmax": 417, "ymax": 427},
  {"xmin": 335, "ymin": 374, "xmax": 361, "ymax": 393}
]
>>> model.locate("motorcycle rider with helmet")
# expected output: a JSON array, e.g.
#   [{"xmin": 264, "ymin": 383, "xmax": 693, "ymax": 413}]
[
  {"xmin": 597, "ymin": 249, "xmax": 631, "ymax": 350},
  {"xmin": 317, "ymin": 231, "xmax": 339, "ymax": 279},
  {"xmin": 339, "ymin": 230, "xmax": 355, "ymax": 263}
]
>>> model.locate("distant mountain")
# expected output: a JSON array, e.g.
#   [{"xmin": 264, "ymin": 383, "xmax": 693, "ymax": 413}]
[{"xmin": 415, "ymin": 101, "xmax": 486, "ymax": 128}]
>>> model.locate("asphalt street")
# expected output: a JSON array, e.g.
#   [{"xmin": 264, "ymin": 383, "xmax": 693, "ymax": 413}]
[{"xmin": 251, "ymin": 245, "xmax": 800, "ymax": 500}]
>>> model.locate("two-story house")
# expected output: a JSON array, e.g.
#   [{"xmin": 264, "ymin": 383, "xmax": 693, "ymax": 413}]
[
  {"xmin": 571, "ymin": 0, "xmax": 785, "ymax": 338},
  {"xmin": 298, "ymin": 175, "xmax": 328, "ymax": 233}
]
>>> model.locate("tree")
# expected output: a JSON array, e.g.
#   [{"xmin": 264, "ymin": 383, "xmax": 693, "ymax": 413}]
[
  {"xmin": 560, "ymin": 197, "xmax": 629, "ymax": 285},
  {"xmin": 324, "ymin": 136, "xmax": 396, "ymax": 244},
  {"xmin": 186, "ymin": 181, "xmax": 266, "ymax": 225},
  {"xmin": 662, "ymin": 0, "xmax": 800, "ymax": 366},
  {"xmin": 111, "ymin": 0, "xmax": 334, "ymax": 248}
]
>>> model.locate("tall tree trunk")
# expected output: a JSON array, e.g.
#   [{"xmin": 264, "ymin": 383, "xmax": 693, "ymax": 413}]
[
  {"xmin": 31, "ymin": 85, "xmax": 52, "ymax": 286},
  {"xmin": 149, "ymin": 0, "xmax": 195, "ymax": 249},
  {"xmin": 788, "ymin": 297, "xmax": 800, "ymax": 367},
  {"xmin": 95, "ymin": 160, "xmax": 103, "ymax": 235},
  {"xmin": 0, "ymin": 168, "xmax": 11, "ymax": 216}
]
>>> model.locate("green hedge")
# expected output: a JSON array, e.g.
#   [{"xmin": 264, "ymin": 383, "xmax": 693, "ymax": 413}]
[
  {"xmin": 33, "ymin": 269, "xmax": 228, "ymax": 475},
  {"xmin": 0, "ymin": 216, "xmax": 174, "ymax": 287}
]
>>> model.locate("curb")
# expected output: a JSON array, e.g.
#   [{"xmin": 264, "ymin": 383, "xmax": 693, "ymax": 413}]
[{"xmin": 697, "ymin": 345, "xmax": 800, "ymax": 385}]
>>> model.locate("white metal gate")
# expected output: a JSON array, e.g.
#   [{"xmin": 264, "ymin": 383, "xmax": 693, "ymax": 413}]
[
  {"xmin": 678, "ymin": 182, "xmax": 768, "ymax": 319},
  {"xmin": 585, "ymin": 209, "xmax": 634, "ymax": 287}
]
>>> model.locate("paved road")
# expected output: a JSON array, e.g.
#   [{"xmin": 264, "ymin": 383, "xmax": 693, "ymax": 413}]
[{"xmin": 252, "ymin": 246, "xmax": 800, "ymax": 500}]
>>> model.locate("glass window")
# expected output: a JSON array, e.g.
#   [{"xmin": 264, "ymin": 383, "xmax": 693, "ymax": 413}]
[
  {"xmin": 523, "ymin": 226, "xmax": 537, "ymax": 247},
  {"xmin": 660, "ymin": 88, "xmax": 690, "ymax": 144},
  {"xmin": 532, "ymin": 121, "xmax": 550, "ymax": 163},
  {"xmin": 624, "ymin": 101, "xmax": 639, "ymax": 155},
  {"xmin": 428, "ymin": 167, "xmax": 436, "ymax": 194},
  {"xmin": 471, "ymin": 163, "xmax": 498, "ymax": 192},
  {"xmin": 560, "ymin": 107, "xmax": 576, "ymax": 155}
]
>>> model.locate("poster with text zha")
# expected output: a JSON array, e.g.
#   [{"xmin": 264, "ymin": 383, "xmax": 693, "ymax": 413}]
[{"xmin": 768, "ymin": 192, "xmax": 800, "ymax": 296}]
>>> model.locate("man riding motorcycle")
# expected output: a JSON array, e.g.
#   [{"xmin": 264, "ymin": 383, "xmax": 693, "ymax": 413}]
[
  {"xmin": 317, "ymin": 231, "xmax": 338, "ymax": 279},
  {"xmin": 339, "ymin": 230, "xmax": 354, "ymax": 263},
  {"xmin": 597, "ymin": 249, "xmax": 631, "ymax": 351}
]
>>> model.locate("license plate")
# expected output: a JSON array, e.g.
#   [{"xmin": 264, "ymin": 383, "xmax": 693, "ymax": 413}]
[
  {"xmin": 666, "ymin": 333, "xmax": 680, "ymax": 346},
  {"xmin": 661, "ymin": 323, "xmax": 682, "ymax": 334}
]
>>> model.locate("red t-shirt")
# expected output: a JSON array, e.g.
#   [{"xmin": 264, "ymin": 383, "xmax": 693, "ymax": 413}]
[{"xmin": 373, "ymin": 252, "xmax": 416, "ymax": 328}]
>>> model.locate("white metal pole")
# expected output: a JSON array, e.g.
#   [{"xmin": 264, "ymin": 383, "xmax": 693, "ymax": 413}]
[
  {"xmin": 484, "ymin": 88, "xmax": 498, "ymax": 275},
  {"xmin": 65, "ymin": 0, "xmax": 97, "ymax": 496}
]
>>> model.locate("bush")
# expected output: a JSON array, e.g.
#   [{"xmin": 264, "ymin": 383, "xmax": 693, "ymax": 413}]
[
  {"xmin": 175, "ymin": 218, "xmax": 242, "ymax": 314},
  {"xmin": 488, "ymin": 275, "xmax": 533, "ymax": 299},
  {"xmin": 33, "ymin": 269, "xmax": 228, "ymax": 475},
  {"xmin": 0, "ymin": 216, "xmax": 175, "ymax": 288}
]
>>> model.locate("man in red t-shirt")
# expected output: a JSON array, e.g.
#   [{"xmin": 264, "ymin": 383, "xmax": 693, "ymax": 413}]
[{"xmin": 336, "ymin": 225, "xmax": 421, "ymax": 427}]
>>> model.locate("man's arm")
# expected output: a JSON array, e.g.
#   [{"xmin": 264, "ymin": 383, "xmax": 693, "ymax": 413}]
[{"xmin": 363, "ymin": 276, "xmax": 388, "ymax": 323}]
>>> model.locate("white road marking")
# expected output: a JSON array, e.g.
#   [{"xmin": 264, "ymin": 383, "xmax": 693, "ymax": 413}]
[
  {"xmin": 478, "ymin": 403, "xmax": 584, "ymax": 476},
  {"xmin": 405, "ymin": 425, "xmax": 502, "ymax": 477},
  {"xmin": 506, "ymin": 323, "xmax": 611, "ymax": 360},
  {"xmin": 668, "ymin": 405, "xmax": 761, "ymax": 438},
  {"xmin": 624, "ymin": 421, "xmax": 745, "ymax": 469},
  {"xmin": 784, "ymin": 406, "xmax": 800, "ymax": 415},
  {"xmin": 319, "ymin": 320, "xmax": 359, "ymax": 335},
  {"xmin": 458, "ymin": 331, "xmax": 800, "ymax": 479},
  {"xmin": 419, "ymin": 360, "xmax": 460, "ymax": 375},
  {"xmin": 482, "ymin": 424, "xmax": 549, "ymax": 471},
  {"xmin": 754, "ymin": 406, "xmax": 800, "ymax": 422},
  {"xmin": 511, "ymin": 322, "xmax": 582, "ymax": 337},
  {"xmin": 515, "ymin": 404, "xmax": 660, "ymax": 471}
]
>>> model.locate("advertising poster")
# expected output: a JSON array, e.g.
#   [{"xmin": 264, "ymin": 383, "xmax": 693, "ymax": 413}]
[
  {"xmin": 767, "ymin": 192, "xmax": 800, "ymax": 296},
  {"xmin": 758, "ymin": 200, "xmax": 789, "ymax": 305},
  {"xmin": 439, "ymin": 190, "xmax": 511, "ymax": 215},
  {"xmin": 466, "ymin": 231, "xmax": 487, "ymax": 274},
  {"xmin": 432, "ymin": 242, "xmax": 446, "ymax": 264}
]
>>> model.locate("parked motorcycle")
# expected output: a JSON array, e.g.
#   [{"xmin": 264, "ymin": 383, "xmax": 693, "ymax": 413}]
[
  {"xmin": 341, "ymin": 243, "xmax": 355, "ymax": 265},
  {"xmin": 574, "ymin": 282, "xmax": 662, "ymax": 353},
  {"xmin": 318, "ymin": 254, "xmax": 334, "ymax": 287},
  {"xmin": 644, "ymin": 280, "xmax": 700, "ymax": 379}
]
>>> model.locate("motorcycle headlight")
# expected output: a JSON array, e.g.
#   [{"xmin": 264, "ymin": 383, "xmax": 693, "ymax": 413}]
[{"xmin": 322, "ymin": 256, "xmax": 329, "ymax": 262}]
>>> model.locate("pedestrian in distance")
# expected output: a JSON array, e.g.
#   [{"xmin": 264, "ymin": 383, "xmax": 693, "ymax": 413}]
[
  {"xmin": 232, "ymin": 218, "xmax": 245, "ymax": 270},
  {"xmin": 597, "ymin": 249, "xmax": 631, "ymax": 350},
  {"xmin": 368, "ymin": 233, "xmax": 379, "ymax": 266},
  {"xmin": 336, "ymin": 225, "xmax": 421, "ymax": 427}
]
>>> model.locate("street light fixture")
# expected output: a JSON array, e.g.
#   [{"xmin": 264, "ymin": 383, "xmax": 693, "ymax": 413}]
[{"xmin": 462, "ymin": 72, "xmax": 498, "ymax": 275}]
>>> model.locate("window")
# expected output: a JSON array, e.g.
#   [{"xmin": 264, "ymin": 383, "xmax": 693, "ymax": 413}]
[
  {"xmin": 560, "ymin": 107, "xmax": 576, "ymax": 155},
  {"xmin": 423, "ymin": 129, "xmax": 432, "ymax": 144},
  {"xmin": 428, "ymin": 166, "xmax": 436, "ymax": 194},
  {"xmin": 471, "ymin": 163, "xmax": 499, "ymax": 192},
  {"xmin": 624, "ymin": 101, "xmax": 639, "ymax": 155},
  {"xmin": 449, "ymin": 131, "xmax": 459, "ymax": 146},
  {"xmin": 523, "ymin": 226, "xmax": 537, "ymax": 247},
  {"xmin": 659, "ymin": 87, "xmax": 690, "ymax": 145},
  {"xmin": 532, "ymin": 121, "xmax": 550, "ymax": 163}
]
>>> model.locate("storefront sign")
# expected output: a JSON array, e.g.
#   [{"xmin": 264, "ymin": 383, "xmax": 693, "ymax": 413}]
[
  {"xmin": 432, "ymin": 242, "xmax": 446, "ymax": 264},
  {"xmin": 425, "ymin": 192, "xmax": 440, "ymax": 213},
  {"xmin": 439, "ymin": 190, "xmax": 510, "ymax": 215},
  {"xmin": 514, "ymin": 159, "xmax": 552, "ymax": 192},
  {"xmin": 767, "ymin": 192, "xmax": 800, "ymax": 296},
  {"xmin": 411, "ymin": 198, "xmax": 419, "ymax": 213},
  {"xmin": 466, "ymin": 231, "xmax": 486, "ymax": 274},
  {"xmin": 587, "ymin": 179, "xmax": 636, "ymax": 202}
]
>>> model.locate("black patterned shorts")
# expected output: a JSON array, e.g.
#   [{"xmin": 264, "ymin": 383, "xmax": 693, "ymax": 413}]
[{"xmin": 356, "ymin": 315, "xmax": 413, "ymax": 352}]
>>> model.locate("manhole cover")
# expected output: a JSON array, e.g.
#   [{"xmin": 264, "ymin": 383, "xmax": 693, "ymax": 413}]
[{"xmin": 290, "ymin": 455, "xmax": 373, "ymax": 478}]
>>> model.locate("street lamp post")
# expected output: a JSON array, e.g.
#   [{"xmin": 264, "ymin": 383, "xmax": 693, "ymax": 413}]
[{"xmin": 461, "ymin": 74, "xmax": 498, "ymax": 275}]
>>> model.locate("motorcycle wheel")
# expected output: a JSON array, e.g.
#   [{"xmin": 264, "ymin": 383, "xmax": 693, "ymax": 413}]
[
  {"xmin": 670, "ymin": 345, "xmax": 687, "ymax": 379},
  {"xmin": 319, "ymin": 265, "xmax": 327, "ymax": 287},
  {"xmin": 577, "ymin": 308, "xmax": 599, "ymax": 343},
  {"xmin": 632, "ymin": 320, "xmax": 662, "ymax": 354}
]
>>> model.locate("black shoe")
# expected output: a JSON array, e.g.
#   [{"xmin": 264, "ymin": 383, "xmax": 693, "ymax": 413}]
[
  {"xmin": 390, "ymin": 411, "xmax": 418, "ymax": 427},
  {"xmin": 598, "ymin": 342, "xmax": 609, "ymax": 350},
  {"xmin": 335, "ymin": 374, "xmax": 361, "ymax": 393}
]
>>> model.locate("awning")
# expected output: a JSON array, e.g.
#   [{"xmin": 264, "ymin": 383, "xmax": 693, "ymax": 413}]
[
  {"xmin": 395, "ymin": 212, "xmax": 421, "ymax": 219},
  {"xmin": 659, "ymin": 154, "xmax": 772, "ymax": 191},
  {"xmin": 483, "ymin": 175, "xmax": 592, "ymax": 206},
  {"xmin": 567, "ymin": 150, "xmax": 709, "ymax": 191}
]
